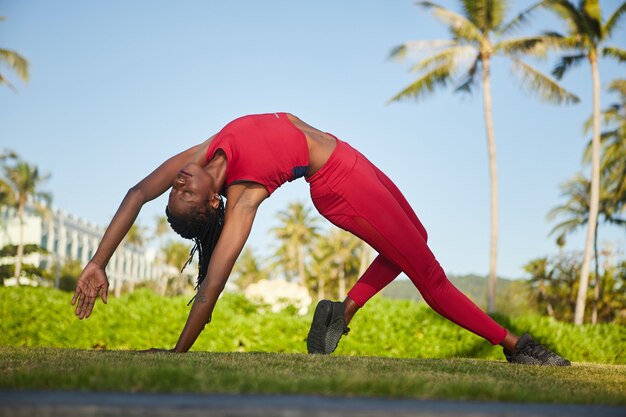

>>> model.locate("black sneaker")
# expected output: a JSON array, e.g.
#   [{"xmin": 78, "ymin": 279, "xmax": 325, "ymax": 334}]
[
  {"xmin": 307, "ymin": 300, "xmax": 350, "ymax": 354},
  {"xmin": 504, "ymin": 334, "xmax": 571, "ymax": 366}
]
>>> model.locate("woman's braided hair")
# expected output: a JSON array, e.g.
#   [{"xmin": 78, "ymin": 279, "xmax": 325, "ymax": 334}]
[{"xmin": 165, "ymin": 197, "xmax": 225, "ymax": 297}]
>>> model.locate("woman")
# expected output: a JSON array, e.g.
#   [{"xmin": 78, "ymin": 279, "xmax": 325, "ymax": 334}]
[{"xmin": 72, "ymin": 112, "xmax": 569, "ymax": 365}]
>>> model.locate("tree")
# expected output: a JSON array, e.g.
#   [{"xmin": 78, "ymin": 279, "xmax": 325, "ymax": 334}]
[
  {"xmin": 0, "ymin": 17, "xmax": 29, "ymax": 92},
  {"xmin": 271, "ymin": 202, "xmax": 320, "ymax": 284},
  {"xmin": 583, "ymin": 78, "xmax": 626, "ymax": 217},
  {"xmin": 161, "ymin": 239, "xmax": 192, "ymax": 295},
  {"xmin": 325, "ymin": 229, "xmax": 363, "ymax": 300},
  {"xmin": 3, "ymin": 159, "xmax": 51, "ymax": 285},
  {"xmin": 309, "ymin": 237, "xmax": 335, "ymax": 301},
  {"xmin": 539, "ymin": 0, "xmax": 626, "ymax": 324},
  {"xmin": 524, "ymin": 254, "xmax": 581, "ymax": 321},
  {"xmin": 388, "ymin": 0, "xmax": 578, "ymax": 312},
  {"xmin": 125, "ymin": 223, "xmax": 147, "ymax": 248},
  {"xmin": 153, "ymin": 215, "xmax": 170, "ymax": 243},
  {"xmin": 547, "ymin": 172, "xmax": 624, "ymax": 322},
  {"xmin": 0, "ymin": 150, "xmax": 17, "ymax": 212},
  {"xmin": 525, "ymin": 250, "xmax": 626, "ymax": 324},
  {"xmin": 232, "ymin": 247, "xmax": 268, "ymax": 289},
  {"xmin": 118, "ymin": 223, "xmax": 148, "ymax": 295}
]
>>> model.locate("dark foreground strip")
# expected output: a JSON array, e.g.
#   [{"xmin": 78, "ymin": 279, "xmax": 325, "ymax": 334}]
[{"xmin": 1, "ymin": 391, "xmax": 625, "ymax": 417}]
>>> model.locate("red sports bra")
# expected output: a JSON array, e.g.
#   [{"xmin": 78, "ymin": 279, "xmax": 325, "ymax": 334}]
[{"xmin": 205, "ymin": 113, "xmax": 310, "ymax": 195}]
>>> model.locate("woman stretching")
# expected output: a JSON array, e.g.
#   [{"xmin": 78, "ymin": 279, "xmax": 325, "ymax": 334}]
[{"xmin": 72, "ymin": 112, "xmax": 569, "ymax": 366}]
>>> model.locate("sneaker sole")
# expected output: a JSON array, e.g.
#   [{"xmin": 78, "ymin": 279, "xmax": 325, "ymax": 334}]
[{"xmin": 307, "ymin": 300, "xmax": 332, "ymax": 354}]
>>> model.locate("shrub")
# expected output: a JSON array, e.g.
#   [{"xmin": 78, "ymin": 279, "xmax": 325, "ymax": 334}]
[{"xmin": 0, "ymin": 287, "xmax": 623, "ymax": 364}]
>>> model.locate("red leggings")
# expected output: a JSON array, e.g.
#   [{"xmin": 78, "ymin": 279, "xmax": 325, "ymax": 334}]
[{"xmin": 307, "ymin": 138, "xmax": 507, "ymax": 345}]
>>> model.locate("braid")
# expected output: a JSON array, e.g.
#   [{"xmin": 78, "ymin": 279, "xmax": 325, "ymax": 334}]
[{"xmin": 165, "ymin": 197, "xmax": 225, "ymax": 299}]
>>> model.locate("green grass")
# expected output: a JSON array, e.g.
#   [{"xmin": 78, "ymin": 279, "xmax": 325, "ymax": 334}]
[
  {"xmin": 1, "ymin": 347, "xmax": 625, "ymax": 405},
  {"xmin": 1, "ymin": 287, "xmax": 624, "ymax": 364}
]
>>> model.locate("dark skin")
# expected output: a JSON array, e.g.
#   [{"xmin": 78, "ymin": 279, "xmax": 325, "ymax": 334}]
[{"xmin": 71, "ymin": 113, "xmax": 521, "ymax": 353}]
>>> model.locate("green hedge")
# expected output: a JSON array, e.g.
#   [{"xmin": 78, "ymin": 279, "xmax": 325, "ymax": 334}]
[{"xmin": 1, "ymin": 287, "xmax": 623, "ymax": 364}]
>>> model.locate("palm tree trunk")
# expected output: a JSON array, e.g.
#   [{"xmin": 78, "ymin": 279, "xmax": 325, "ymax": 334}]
[
  {"xmin": 338, "ymin": 262, "xmax": 346, "ymax": 300},
  {"xmin": 481, "ymin": 53, "xmax": 499, "ymax": 313},
  {"xmin": 358, "ymin": 243, "xmax": 369, "ymax": 277},
  {"xmin": 575, "ymin": 51, "xmax": 601, "ymax": 325},
  {"xmin": 14, "ymin": 202, "xmax": 25, "ymax": 285},
  {"xmin": 591, "ymin": 218, "xmax": 599, "ymax": 324},
  {"xmin": 297, "ymin": 245, "xmax": 306, "ymax": 284},
  {"xmin": 317, "ymin": 275, "xmax": 325, "ymax": 301}
]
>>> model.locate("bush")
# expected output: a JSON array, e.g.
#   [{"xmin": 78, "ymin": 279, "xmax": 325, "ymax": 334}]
[{"xmin": 0, "ymin": 287, "xmax": 623, "ymax": 364}]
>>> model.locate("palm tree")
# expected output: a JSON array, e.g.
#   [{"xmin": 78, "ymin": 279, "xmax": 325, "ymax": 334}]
[
  {"xmin": 121, "ymin": 223, "xmax": 147, "ymax": 294},
  {"xmin": 153, "ymin": 215, "xmax": 170, "ymax": 242},
  {"xmin": 3, "ymin": 160, "xmax": 51, "ymax": 285},
  {"xmin": 232, "ymin": 247, "xmax": 268, "ymax": 289},
  {"xmin": 388, "ymin": 0, "xmax": 579, "ymax": 312},
  {"xmin": 583, "ymin": 78, "xmax": 626, "ymax": 216},
  {"xmin": 0, "ymin": 150, "xmax": 17, "ymax": 213},
  {"xmin": 161, "ymin": 239, "xmax": 192, "ymax": 295},
  {"xmin": 325, "ymin": 229, "xmax": 363, "ymax": 300},
  {"xmin": 271, "ymin": 202, "xmax": 320, "ymax": 284},
  {"xmin": 539, "ymin": 0, "xmax": 626, "ymax": 324},
  {"xmin": 0, "ymin": 17, "xmax": 29, "ymax": 92},
  {"xmin": 310, "ymin": 237, "xmax": 334, "ymax": 301},
  {"xmin": 548, "ymin": 172, "xmax": 624, "ymax": 322}
]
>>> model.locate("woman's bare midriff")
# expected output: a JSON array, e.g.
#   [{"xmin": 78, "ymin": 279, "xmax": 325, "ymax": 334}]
[{"xmin": 285, "ymin": 113, "xmax": 337, "ymax": 178}]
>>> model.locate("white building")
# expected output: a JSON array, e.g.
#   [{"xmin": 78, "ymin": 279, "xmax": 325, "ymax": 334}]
[{"xmin": 0, "ymin": 205, "xmax": 170, "ymax": 289}]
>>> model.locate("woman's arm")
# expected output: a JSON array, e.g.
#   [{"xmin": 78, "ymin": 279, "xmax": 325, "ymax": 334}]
[
  {"xmin": 72, "ymin": 139, "xmax": 211, "ymax": 319},
  {"xmin": 172, "ymin": 183, "xmax": 269, "ymax": 352}
]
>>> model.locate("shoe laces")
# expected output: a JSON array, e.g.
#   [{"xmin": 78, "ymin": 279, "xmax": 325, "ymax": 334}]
[{"xmin": 521, "ymin": 340, "xmax": 552, "ymax": 359}]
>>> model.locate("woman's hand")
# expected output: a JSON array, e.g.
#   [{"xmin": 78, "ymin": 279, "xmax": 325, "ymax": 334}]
[
  {"xmin": 137, "ymin": 348, "xmax": 176, "ymax": 353},
  {"xmin": 71, "ymin": 261, "xmax": 109, "ymax": 319}
]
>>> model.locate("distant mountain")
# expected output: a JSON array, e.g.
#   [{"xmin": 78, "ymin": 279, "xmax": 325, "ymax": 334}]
[{"xmin": 381, "ymin": 274, "xmax": 534, "ymax": 316}]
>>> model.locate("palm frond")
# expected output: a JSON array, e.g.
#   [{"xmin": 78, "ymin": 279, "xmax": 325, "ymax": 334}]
[
  {"xmin": 582, "ymin": 130, "xmax": 619, "ymax": 163},
  {"xmin": 542, "ymin": 0, "xmax": 588, "ymax": 35},
  {"xmin": 581, "ymin": 0, "xmax": 603, "ymax": 39},
  {"xmin": 552, "ymin": 53, "xmax": 586, "ymax": 79},
  {"xmin": 417, "ymin": 1, "xmax": 484, "ymax": 43},
  {"xmin": 605, "ymin": 1, "xmax": 626, "ymax": 36},
  {"xmin": 511, "ymin": 58, "xmax": 580, "ymax": 104},
  {"xmin": 499, "ymin": 1, "xmax": 544, "ymax": 35},
  {"xmin": 602, "ymin": 46, "xmax": 626, "ymax": 62},
  {"xmin": 540, "ymin": 32, "xmax": 585, "ymax": 50},
  {"xmin": 408, "ymin": 45, "xmax": 474, "ymax": 73},
  {"xmin": 495, "ymin": 36, "xmax": 549, "ymax": 57},
  {"xmin": 548, "ymin": 218, "xmax": 586, "ymax": 236},
  {"xmin": 460, "ymin": 0, "xmax": 507, "ymax": 32},
  {"xmin": 607, "ymin": 78, "xmax": 626, "ymax": 96},
  {"xmin": 388, "ymin": 40, "xmax": 456, "ymax": 61},
  {"xmin": 454, "ymin": 54, "xmax": 480, "ymax": 94},
  {"xmin": 387, "ymin": 64, "xmax": 455, "ymax": 104},
  {"xmin": 0, "ymin": 48, "xmax": 29, "ymax": 82},
  {"xmin": 0, "ymin": 73, "xmax": 16, "ymax": 92},
  {"xmin": 583, "ymin": 110, "xmax": 620, "ymax": 134}
]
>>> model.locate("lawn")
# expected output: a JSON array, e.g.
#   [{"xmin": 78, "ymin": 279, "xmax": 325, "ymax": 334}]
[{"xmin": 1, "ymin": 347, "xmax": 625, "ymax": 405}]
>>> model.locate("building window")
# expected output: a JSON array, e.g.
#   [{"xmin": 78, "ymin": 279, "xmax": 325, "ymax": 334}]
[{"xmin": 41, "ymin": 234, "xmax": 48, "ymax": 250}]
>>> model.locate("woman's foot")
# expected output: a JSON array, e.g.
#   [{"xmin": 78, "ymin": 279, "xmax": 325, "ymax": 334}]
[
  {"xmin": 503, "ymin": 334, "xmax": 571, "ymax": 366},
  {"xmin": 307, "ymin": 300, "xmax": 350, "ymax": 354}
]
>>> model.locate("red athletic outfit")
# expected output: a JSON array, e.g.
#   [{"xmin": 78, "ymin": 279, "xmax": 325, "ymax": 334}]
[
  {"xmin": 208, "ymin": 113, "xmax": 507, "ymax": 345},
  {"xmin": 206, "ymin": 112, "xmax": 310, "ymax": 195}
]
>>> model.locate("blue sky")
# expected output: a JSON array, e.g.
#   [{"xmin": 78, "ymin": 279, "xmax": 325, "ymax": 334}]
[{"xmin": 1, "ymin": 0, "xmax": 625, "ymax": 279}]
